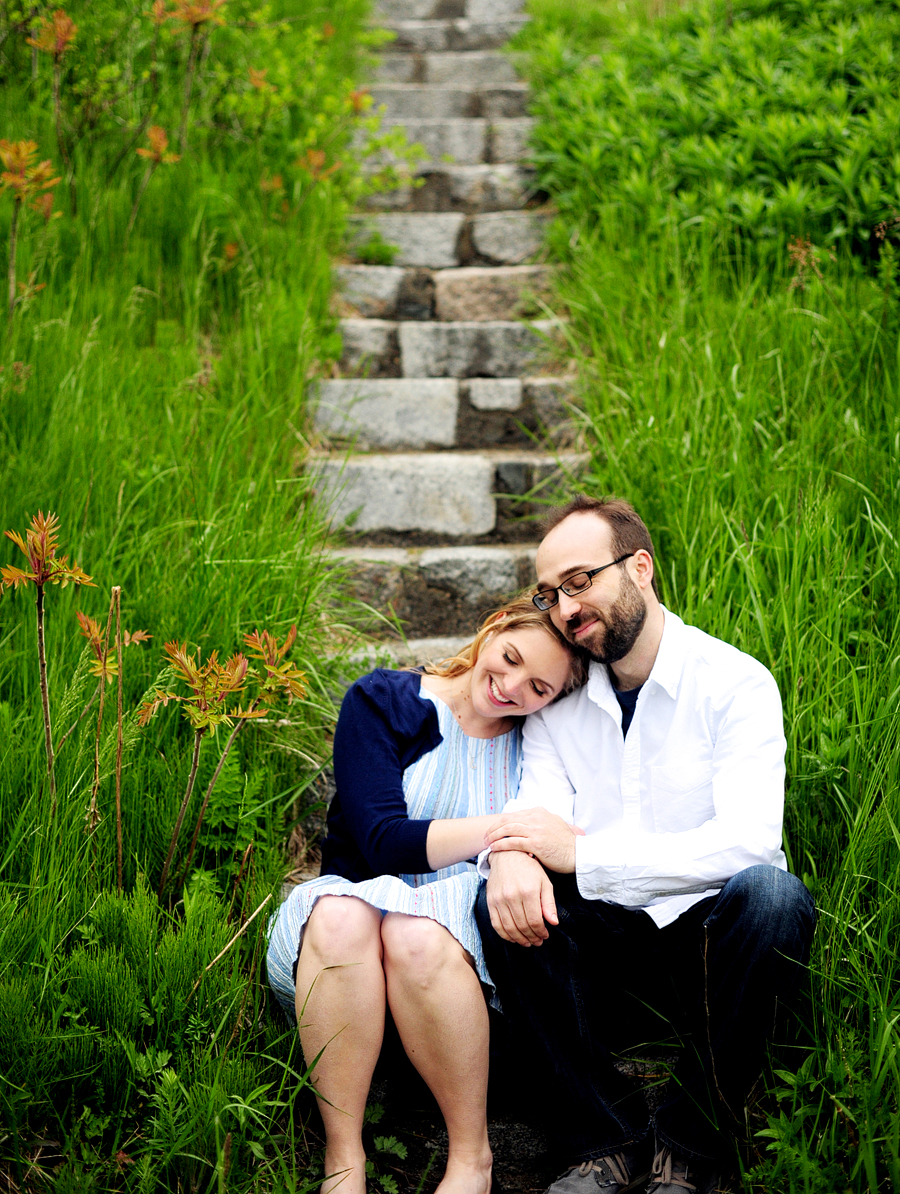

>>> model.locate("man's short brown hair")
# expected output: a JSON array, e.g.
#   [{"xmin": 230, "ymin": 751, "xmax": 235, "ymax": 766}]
[{"xmin": 542, "ymin": 494, "xmax": 660, "ymax": 598}]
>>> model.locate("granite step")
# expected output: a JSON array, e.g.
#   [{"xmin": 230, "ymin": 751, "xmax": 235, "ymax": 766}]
[
  {"xmin": 374, "ymin": 50, "xmax": 520, "ymax": 86},
  {"xmin": 362, "ymin": 163, "xmax": 538, "ymax": 214},
  {"xmin": 373, "ymin": 0, "xmax": 465, "ymax": 16},
  {"xmin": 332, "ymin": 542, "xmax": 539, "ymax": 637},
  {"xmin": 339, "ymin": 317, "xmax": 561, "ymax": 378},
  {"xmin": 370, "ymin": 83, "xmax": 529, "ymax": 120},
  {"xmin": 313, "ymin": 375, "xmax": 575, "ymax": 449},
  {"xmin": 379, "ymin": 117, "xmax": 489, "ymax": 165},
  {"xmin": 468, "ymin": 210, "xmax": 552, "ymax": 263},
  {"xmin": 349, "ymin": 213, "xmax": 466, "ymax": 269},
  {"xmin": 335, "ymin": 263, "xmax": 552, "ymax": 321},
  {"xmin": 363, "ymin": 115, "xmax": 533, "ymax": 167},
  {"xmin": 399, "ymin": 318, "xmax": 560, "ymax": 378},
  {"xmin": 434, "ymin": 265, "xmax": 552, "ymax": 320},
  {"xmin": 348, "ymin": 211, "xmax": 551, "ymax": 268},
  {"xmin": 310, "ymin": 448, "xmax": 587, "ymax": 540},
  {"xmin": 489, "ymin": 117, "xmax": 534, "ymax": 163},
  {"xmin": 379, "ymin": 18, "xmax": 529, "ymax": 54},
  {"xmin": 372, "ymin": 0, "xmax": 525, "ymax": 17}
]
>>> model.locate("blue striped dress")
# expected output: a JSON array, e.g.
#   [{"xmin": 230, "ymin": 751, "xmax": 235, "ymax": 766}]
[{"xmin": 267, "ymin": 685, "xmax": 522, "ymax": 1017}]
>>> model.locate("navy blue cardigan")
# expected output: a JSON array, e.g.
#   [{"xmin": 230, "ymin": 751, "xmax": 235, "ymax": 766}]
[{"xmin": 320, "ymin": 669, "xmax": 444, "ymax": 882}]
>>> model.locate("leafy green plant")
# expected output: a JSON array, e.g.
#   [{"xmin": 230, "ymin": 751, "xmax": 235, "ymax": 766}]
[
  {"xmin": 141, "ymin": 626, "xmax": 306, "ymax": 898},
  {"xmin": 354, "ymin": 232, "xmax": 400, "ymax": 266},
  {"xmin": 1, "ymin": 511, "xmax": 94, "ymax": 806},
  {"xmin": 125, "ymin": 125, "xmax": 181, "ymax": 251},
  {"xmin": 26, "ymin": 9, "xmax": 78, "ymax": 202},
  {"xmin": 518, "ymin": 0, "xmax": 900, "ymax": 262},
  {"xmin": 0, "ymin": 139, "xmax": 60, "ymax": 312}
]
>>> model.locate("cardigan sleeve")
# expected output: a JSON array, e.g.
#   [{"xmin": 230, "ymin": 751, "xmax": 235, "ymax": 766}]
[{"xmin": 327, "ymin": 670, "xmax": 440, "ymax": 876}]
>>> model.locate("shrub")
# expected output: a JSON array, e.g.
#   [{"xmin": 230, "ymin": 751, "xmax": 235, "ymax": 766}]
[{"xmin": 522, "ymin": 0, "xmax": 900, "ymax": 259}]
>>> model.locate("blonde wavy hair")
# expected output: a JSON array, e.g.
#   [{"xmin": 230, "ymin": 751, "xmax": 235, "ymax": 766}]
[{"xmin": 420, "ymin": 592, "xmax": 589, "ymax": 701}]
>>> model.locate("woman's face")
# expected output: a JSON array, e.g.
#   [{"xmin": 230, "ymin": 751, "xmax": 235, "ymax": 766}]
[{"xmin": 468, "ymin": 625, "xmax": 572, "ymax": 721}]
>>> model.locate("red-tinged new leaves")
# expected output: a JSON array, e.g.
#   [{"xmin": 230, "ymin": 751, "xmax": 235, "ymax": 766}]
[
  {"xmin": 349, "ymin": 89, "xmax": 371, "ymax": 114},
  {"xmin": 136, "ymin": 126, "xmax": 181, "ymax": 165},
  {"xmin": 248, "ymin": 67, "xmax": 275, "ymax": 92},
  {"xmin": 27, "ymin": 9, "xmax": 78, "ymax": 58},
  {"xmin": 1, "ymin": 511, "xmax": 94, "ymax": 593},
  {"xmin": 143, "ymin": 626, "xmax": 306, "ymax": 739},
  {"xmin": 244, "ymin": 624, "xmax": 306, "ymax": 704},
  {"xmin": 141, "ymin": 642, "xmax": 251, "ymax": 735},
  {"xmin": 0, "ymin": 143, "xmax": 61, "ymax": 205},
  {"xmin": 138, "ymin": 690, "xmax": 180, "ymax": 727},
  {"xmin": 76, "ymin": 610, "xmax": 150, "ymax": 682},
  {"xmin": 167, "ymin": 0, "xmax": 227, "ymax": 29}
]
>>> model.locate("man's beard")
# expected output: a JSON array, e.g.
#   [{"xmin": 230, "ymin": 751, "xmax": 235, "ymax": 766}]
[{"xmin": 565, "ymin": 573, "xmax": 647, "ymax": 664}]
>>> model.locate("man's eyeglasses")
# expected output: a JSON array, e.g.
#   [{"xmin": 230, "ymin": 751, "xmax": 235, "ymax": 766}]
[{"xmin": 532, "ymin": 553, "xmax": 634, "ymax": 612}]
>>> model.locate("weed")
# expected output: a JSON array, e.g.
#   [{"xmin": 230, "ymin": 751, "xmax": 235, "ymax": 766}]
[{"xmin": 1, "ymin": 511, "xmax": 94, "ymax": 806}]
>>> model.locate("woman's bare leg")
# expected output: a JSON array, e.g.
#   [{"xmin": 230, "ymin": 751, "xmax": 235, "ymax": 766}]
[
  {"xmin": 381, "ymin": 913, "xmax": 492, "ymax": 1194},
  {"xmin": 296, "ymin": 896, "xmax": 386, "ymax": 1194}
]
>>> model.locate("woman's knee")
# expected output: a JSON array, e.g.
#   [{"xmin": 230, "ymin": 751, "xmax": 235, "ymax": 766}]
[
  {"xmin": 302, "ymin": 896, "xmax": 383, "ymax": 965},
  {"xmin": 381, "ymin": 914, "xmax": 463, "ymax": 985}
]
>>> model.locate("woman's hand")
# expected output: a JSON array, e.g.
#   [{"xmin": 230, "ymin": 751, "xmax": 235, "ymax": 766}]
[{"xmin": 484, "ymin": 807, "xmax": 585, "ymax": 873}]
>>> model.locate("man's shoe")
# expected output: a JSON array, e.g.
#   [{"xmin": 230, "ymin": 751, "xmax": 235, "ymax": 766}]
[
  {"xmin": 545, "ymin": 1148, "xmax": 651, "ymax": 1194},
  {"xmin": 645, "ymin": 1146, "xmax": 721, "ymax": 1194}
]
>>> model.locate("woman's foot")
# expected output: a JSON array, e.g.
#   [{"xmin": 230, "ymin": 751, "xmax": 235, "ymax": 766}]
[
  {"xmin": 322, "ymin": 1150, "xmax": 368, "ymax": 1194},
  {"xmin": 434, "ymin": 1152, "xmax": 493, "ymax": 1194}
]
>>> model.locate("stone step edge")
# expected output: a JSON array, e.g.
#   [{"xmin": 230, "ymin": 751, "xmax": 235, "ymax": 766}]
[
  {"xmin": 354, "ymin": 635, "xmax": 474, "ymax": 667},
  {"xmin": 331, "ymin": 542, "xmax": 538, "ymax": 565},
  {"xmin": 308, "ymin": 447, "xmax": 585, "ymax": 464}
]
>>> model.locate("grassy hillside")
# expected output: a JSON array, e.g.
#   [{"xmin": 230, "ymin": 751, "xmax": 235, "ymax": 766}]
[
  {"xmin": 0, "ymin": 1, "xmax": 401, "ymax": 1188},
  {"xmin": 516, "ymin": 1, "xmax": 900, "ymax": 1189}
]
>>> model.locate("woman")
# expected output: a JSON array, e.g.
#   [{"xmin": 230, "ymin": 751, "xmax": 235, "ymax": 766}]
[{"xmin": 267, "ymin": 596, "xmax": 587, "ymax": 1194}]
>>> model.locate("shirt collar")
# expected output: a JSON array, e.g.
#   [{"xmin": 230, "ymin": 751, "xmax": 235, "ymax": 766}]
[{"xmin": 586, "ymin": 606, "xmax": 687, "ymax": 713}]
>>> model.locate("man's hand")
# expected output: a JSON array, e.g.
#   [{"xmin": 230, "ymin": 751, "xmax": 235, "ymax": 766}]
[
  {"xmin": 484, "ymin": 851, "xmax": 558, "ymax": 946},
  {"xmin": 485, "ymin": 806, "xmax": 584, "ymax": 873}
]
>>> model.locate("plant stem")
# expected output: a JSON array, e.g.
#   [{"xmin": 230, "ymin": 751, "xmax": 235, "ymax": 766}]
[
  {"xmin": 86, "ymin": 591, "xmax": 116, "ymax": 835},
  {"xmin": 229, "ymin": 840, "xmax": 254, "ymax": 915},
  {"xmin": 52, "ymin": 56, "xmax": 76, "ymax": 215},
  {"xmin": 114, "ymin": 587, "xmax": 124, "ymax": 892},
  {"xmin": 179, "ymin": 24, "xmax": 202, "ymax": 153},
  {"xmin": 123, "ymin": 162, "xmax": 156, "ymax": 255},
  {"xmin": 180, "ymin": 701, "xmax": 259, "ymax": 883},
  {"xmin": 35, "ymin": 584, "xmax": 57, "ymax": 811},
  {"xmin": 158, "ymin": 729, "xmax": 204, "ymax": 898},
  {"xmin": 56, "ymin": 679, "xmax": 102, "ymax": 754},
  {"xmin": 7, "ymin": 197, "xmax": 20, "ymax": 314},
  {"xmin": 105, "ymin": 27, "xmax": 161, "ymax": 187},
  {"xmin": 185, "ymin": 892, "xmax": 272, "ymax": 1004}
]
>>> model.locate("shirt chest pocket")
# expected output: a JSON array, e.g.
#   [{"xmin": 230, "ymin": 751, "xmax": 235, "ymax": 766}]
[{"xmin": 649, "ymin": 763, "xmax": 714, "ymax": 831}]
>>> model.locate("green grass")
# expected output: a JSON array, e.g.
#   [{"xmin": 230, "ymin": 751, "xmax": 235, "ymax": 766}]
[{"xmin": 518, "ymin": 0, "xmax": 900, "ymax": 1187}]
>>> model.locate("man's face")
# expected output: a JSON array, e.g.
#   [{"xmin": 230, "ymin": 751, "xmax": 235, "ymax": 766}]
[{"xmin": 536, "ymin": 513, "xmax": 647, "ymax": 665}]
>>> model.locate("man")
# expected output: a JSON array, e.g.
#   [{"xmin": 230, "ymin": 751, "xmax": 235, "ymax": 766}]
[{"xmin": 475, "ymin": 495, "xmax": 815, "ymax": 1194}]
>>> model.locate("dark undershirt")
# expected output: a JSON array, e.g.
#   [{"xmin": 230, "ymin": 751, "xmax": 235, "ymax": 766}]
[{"xmin": 613, "ymin": 682, "xmax": 642, "ymax": 738}]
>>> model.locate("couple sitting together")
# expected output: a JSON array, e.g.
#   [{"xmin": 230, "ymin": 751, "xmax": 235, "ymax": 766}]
[{"xmin": 267, "ymin": 494, "xmax": 816, "ymax": 1194}]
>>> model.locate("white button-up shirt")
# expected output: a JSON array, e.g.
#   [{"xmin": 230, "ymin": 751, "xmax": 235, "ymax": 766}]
[{"xmin": 480, "ymin": 608, "xmax": 787, "ymax": 927}]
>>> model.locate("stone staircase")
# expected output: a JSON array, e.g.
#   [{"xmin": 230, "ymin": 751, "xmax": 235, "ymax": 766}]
[{"xmin": 311, "ymin": 0, "xmax": 582, "ymax": 656}]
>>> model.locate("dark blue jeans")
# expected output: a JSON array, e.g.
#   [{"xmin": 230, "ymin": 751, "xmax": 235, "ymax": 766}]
[{"xmin": 476, "ymin": 865, "xmax": 816, "ymax": 1163}]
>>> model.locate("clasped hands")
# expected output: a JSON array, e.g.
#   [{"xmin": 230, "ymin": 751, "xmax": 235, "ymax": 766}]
[{"xmin": 482, "ymin": 808, "xmax": 585, "ymax": 948}]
